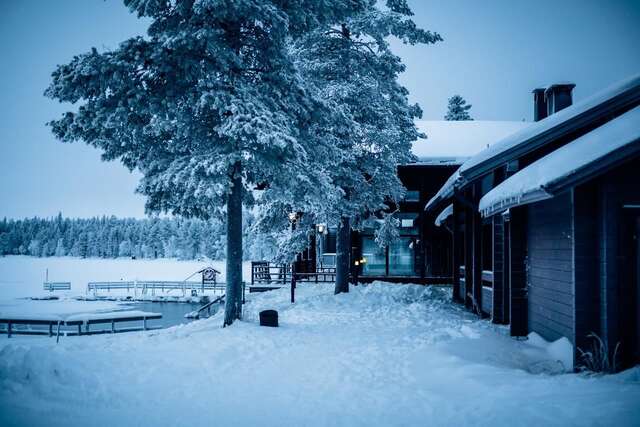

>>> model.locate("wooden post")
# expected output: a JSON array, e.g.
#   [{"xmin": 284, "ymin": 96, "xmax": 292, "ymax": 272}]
[
  {"xmin": 291, "ymin": 263, "xmax": 296, "ymax": 303},
  {"xmin": 143, "ymin": 317, "xmax": 147, "ymax": 331},
  {"xmin": 509, "ymin": 207, "xmax": 528, "ymax": 337},
  {"xmin": 56, "ymin": 321, "xmax": 61, "ymax": 343},
  {"xmin": 7, "ymin": 322, "xmax": 11, "ymax": 338},
  {"xmin": 502, "ymin": 211, "xmax": 511, "ymax": 324},
  {"xmin": 492, "ymin": 215, "xmax": 506, "ymax": 323},
  {"xmin": 49, "ymin": 323, "xmax": 53, "ymax": 337},
  {"xmin": 464, "ymin": 207, "xmax": 473, "ymax": 309},
  {"xmin": 452, "ymin": 202, "xmax": 461, "ymax": 303},
  {"xmin": 472, "ymin": 210, "xmax": 483, "ymax": 315},
  {"xmin": 111, "ymin": 320, "xmax": 115, "ymax": 333}
]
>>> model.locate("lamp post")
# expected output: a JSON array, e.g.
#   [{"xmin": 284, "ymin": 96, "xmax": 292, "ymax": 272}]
[{"xmin": 289, "ymin": 212, "xmax": 297, "ymax": 303}]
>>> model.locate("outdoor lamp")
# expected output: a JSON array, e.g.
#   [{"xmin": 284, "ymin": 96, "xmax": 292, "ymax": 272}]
[
  {"xmin": 288, "ymin": 212, "xmax": 297, "ymax": 222},
  {"xmin": 355, "ymin": 260, "xmax": 360, "ymax": 266},
  {"xmin": 317, "ymin": 224, "xmax": 325, "ymax": 233}
]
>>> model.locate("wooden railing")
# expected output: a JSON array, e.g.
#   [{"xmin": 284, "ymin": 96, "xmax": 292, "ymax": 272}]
[
  {"xmin": 87, "ymin": 281, "xmax": 224, "ymax": 295},
  {"xmin": 43, "ymin": 282, "xmax": 71, "ymax": 292},
  {"xmin": 251, "ymin": 261, "xmax": 336, "ymax": 285}
]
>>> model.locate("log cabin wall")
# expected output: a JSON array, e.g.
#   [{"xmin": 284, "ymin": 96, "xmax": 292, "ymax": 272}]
[
  {"xmin": 525, "ymin": 192, "xmax": 575, "ymax": 343},
  {"xmin": 594, "ymin": 158, "xmax": 640, "ymax": 368}
]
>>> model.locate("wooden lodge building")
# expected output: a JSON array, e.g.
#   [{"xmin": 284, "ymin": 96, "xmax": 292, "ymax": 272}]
[
  {"xmin": 312, "ymin": 120, "xmax": 529, "ymax": 284},
  {"xmin": 426, "ymin": 74, "xmax": 640, "ymax": 369}
]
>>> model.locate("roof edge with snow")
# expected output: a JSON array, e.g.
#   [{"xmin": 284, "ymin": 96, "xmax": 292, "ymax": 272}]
[{"xmin": 479, "ymin": 105, "xmax": 640, "ymax": 217}]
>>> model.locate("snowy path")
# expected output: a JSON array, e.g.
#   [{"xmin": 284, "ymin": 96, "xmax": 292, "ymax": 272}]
[{"xmin": 1, "ymin": 283, "xmax": 639, "ymax": 427}]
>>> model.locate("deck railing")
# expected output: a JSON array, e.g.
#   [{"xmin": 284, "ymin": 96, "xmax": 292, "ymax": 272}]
[{"xmin": 251, "ymin": 261, "xmax": 336, "ymax": 285}]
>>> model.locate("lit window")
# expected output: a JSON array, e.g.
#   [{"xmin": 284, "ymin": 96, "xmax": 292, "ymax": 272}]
[
  {"xmin": 403, "ymin": 191, "xmax": 420, "ymax": 202},
  {"xmin": 401, "ymin": 219, "xmax": 414, "ymax": 228}
]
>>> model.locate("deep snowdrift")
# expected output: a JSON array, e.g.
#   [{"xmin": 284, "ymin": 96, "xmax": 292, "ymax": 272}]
[{"xmin": 1, "ymin": 282, "xmax": 639, "ymax": 427}]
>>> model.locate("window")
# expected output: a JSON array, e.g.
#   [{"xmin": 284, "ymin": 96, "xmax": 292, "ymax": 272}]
[
  {"xmin": 388, "ymin": 237, "xmax": 415, "ymax": 276},
  {"xmin": 403, "ymin": 190, "xmax": 420, "ymax": 202},
  {"xmin": 362, "ymin": 237, "xmax": 386, "ymax": 276}
]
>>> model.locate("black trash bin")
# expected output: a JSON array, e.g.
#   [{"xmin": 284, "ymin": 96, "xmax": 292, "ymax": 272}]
[{"xmin": 259, "ymin": 310, "xmax": 279, "ymax": 327}]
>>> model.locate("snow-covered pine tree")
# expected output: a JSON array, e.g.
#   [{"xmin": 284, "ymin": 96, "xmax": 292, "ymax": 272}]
[
  {"xmin": 45, "ymin": 0, "xmax": 370, "ymax": 326},
  {"xmin": 267, "ymin": 0, "xmax": 442, "ymax": 294},
  {"xmin": 444, "ymin": 95, "xmax": 473, "ymax": 121}
]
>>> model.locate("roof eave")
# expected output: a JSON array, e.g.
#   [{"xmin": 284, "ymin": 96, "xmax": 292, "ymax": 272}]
[
  {"xmin": 480, "ymin": 188, "xmax": 552, "ymax": 218},
  {"xmin": 460, "ymin": 86, "xmax": 640, "ymax": 187}
]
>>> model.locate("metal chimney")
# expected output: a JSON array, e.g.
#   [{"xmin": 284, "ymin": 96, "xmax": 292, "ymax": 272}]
[
  {"xmin": 532, "ymin": 88, "xmax": 547, "ymax": 122},
  {"xmin": 545, "ymin": 83, "xmax": 576, "ymax": 116}
]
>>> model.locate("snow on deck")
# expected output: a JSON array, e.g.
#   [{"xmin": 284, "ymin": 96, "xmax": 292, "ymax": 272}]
[
  {"xmin": 479, "ymin": 105, "xmax": 640, "ymax": 217},
  {"xmin": 1, "ymin": 282, "xmax": 638, "ymax": 427},
  {"xmin": 412, "ymin": 120, "xmax": 530, "ymax": 161}
]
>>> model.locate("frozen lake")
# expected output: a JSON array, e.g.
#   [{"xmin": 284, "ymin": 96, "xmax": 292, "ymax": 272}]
[{"xmin": 0, "ymin": 256, "xmax": 249, "ymax": 332}]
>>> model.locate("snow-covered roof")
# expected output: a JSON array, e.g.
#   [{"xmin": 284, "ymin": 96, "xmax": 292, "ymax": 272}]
[
  {"xmin": 434, "ymin": 204, "xmax": 453, "ymax": 227},
  {"xmin": 479, "ymin": 105, "xmax": 640, "ymax": 217},
  {"xmin": 411, "ymin": 120, "xmax": 530, "ymax": 163},
  {"xmin": 460, "ymin": 73, "xmax": 640, "ymax": 180},
  {"xmin": 425, "ymin": 73, "xmax": 640, "ymax": 212}
]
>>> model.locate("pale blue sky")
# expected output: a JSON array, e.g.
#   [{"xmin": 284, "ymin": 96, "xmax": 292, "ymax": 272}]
[{"xmin": 1, "ymin": 0, "xmax": 639, "ymax": 219}]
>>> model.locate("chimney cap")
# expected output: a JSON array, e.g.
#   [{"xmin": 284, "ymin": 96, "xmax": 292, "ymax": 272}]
[
  {"xmin": 544, "ymin": 83, "xmax": 576, "ymax": 95},
  {"xmin": 532, "ymin": 88, "xmax": 546, "ymax": 94}
]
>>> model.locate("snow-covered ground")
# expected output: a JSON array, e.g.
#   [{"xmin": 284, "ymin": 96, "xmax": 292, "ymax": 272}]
[{"xmin": 1, "ymin": 280, "xmax": 639, "ymax": 427}]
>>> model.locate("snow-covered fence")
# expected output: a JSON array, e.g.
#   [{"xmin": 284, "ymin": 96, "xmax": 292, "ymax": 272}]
[{"xmin": 43, "ymin": 282, "xmax": 71, "ymax": 292}]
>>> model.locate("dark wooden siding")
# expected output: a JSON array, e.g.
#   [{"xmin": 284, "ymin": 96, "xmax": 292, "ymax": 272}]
[
  {"xmin": 526, "ymin": 192, "xmax": 575, "ymax": 343},
  {"xmin": 596, "ymin": 157, "xmax": 640, "ymax": 355},
  {"xmin": 573, "ymin": 182, "xmax": 600, "ymax": 355}
]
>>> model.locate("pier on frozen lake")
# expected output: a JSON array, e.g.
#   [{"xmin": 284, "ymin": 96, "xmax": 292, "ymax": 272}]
[{"xmin": 0, "ymin": 310, "xmax": 162, "ymax": 342}]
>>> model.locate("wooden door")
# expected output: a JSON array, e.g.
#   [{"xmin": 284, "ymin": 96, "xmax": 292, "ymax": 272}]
[{"xmin": 621, "ymin": 212, "xmax": 640, "ymax": 367}]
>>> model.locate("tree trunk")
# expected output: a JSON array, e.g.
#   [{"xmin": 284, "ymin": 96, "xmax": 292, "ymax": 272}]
[
  {"xmin": 224, "ymin": 160, "xmax": 243, "ymax": 326},
  {"xmin": 334, "ymin": 216, "xmax": 351, "ymax": 294}
]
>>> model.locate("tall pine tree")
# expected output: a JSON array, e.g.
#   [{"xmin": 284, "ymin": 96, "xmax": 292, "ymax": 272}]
[
  {"xmin": 444, "ymin": 95, "xmax": 473, "ymax": 121},
  {"xmin": 45, "ymin": 0, "xmax": 370, "ymax": 325},
  {"xmin": 256, "ymin": 1, "xmax": 441, "ymax": 293}
]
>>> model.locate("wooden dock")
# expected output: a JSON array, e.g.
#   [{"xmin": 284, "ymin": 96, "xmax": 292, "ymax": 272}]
[{"xmin": 0, "ymin": 311, "xmax": 162, "ymax": 343}]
